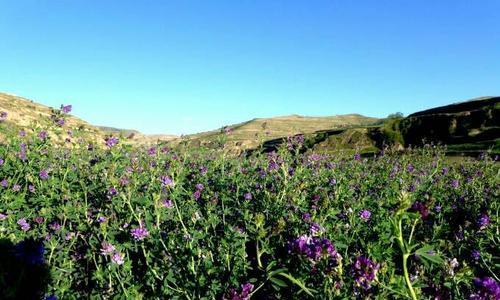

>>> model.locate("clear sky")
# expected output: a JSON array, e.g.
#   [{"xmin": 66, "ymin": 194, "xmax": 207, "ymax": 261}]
[{"xmin": 1, "ymin": 1, "xmax": 499, "ymax": 135}]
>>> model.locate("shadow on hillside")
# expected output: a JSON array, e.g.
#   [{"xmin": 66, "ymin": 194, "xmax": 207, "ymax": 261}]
[{"xmin": 0, "ymin": 238, "xmax": 51, "ymax": 300}]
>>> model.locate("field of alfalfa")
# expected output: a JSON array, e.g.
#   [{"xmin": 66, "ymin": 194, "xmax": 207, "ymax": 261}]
[{"xmin": 0, "ymin": 105, "xmax": 498, "ymax": 300}]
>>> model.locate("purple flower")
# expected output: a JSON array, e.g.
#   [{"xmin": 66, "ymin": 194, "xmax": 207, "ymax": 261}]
[
  {"xmin": 29, "ymin": 185, "xmax": 36, "ymax": 193},
  {"xmin": 111, "ymin": 252, "xmax": 125, "ymax": 265},
  {"xmin": 17, "ymin": 218, "xmax": 31, "ymax": 231},
  {"xmin": 39, "ymin": 169, "xmax": 49, "ymax": 180},
  {"xmin": 244, "ymin": 192, "xmax": 252, "ymax": 200},
  {"xmin": 224, "ymin": 283, "xmax": 254, "ymax": 300},
  {"xmin": 12, "ymin": 184, "xmax": 21, "ymax": 192},
  {"xmin": 352, "ymin": 256, "xmax": 380, "ymax": 291},
  {"xmin": 477, "ymin": 214, "xmax": 490, "ymax": 230},
  {"xmin": 200, "ymin": 165, "xmax": 208, "ymax": 175},
  {"xmin": 407, "ymin": 164, "xmax": 414, "ymax": 172},
  {"xmin": 410, "ymin": 201, "xmax": 429, "ymax": 219},
  {"xmin": 470, "ymin": 277, "xmax": 500, "ymax": 300},
  {"xmin": 450, "ymin": 179, "xmax": 459, "ymax": 189},
  {"xmin": 100, "ymin": 241, "xmax": 116, "ymax": 255},
  {"xmin": 105, "ymin": 136, "xmax": 119, "ymax": 148},
  {"xmin": 162, "ymin": 199, "xmax": 173, "ymax": 208},
  {"xmin": 0, "ymin": 111, "xmax": 7, "ymax": 121},
  {"xmin": 65, "ymin": 232, "xmax": 76, "ymax": 241},
  {"xmin": 60, "ymin": 104, "xmax": 72, "ymax": 113},
  {"xmin": 55, "ymin": 118, "xmax": 65, "ymax": 126},
  {"xmin": 302, "ymin": 212, "xmax": 311, "ymax": 222},
  {"xmin": 19, "ymin": 130, "xmax": 26, "ymax": 137},
  {"xmin": 0, "ymin": 158, "xmax": 4, "ymax": 166},
  {"xmin": 160, "ymin": 175, "xmax": 173, "ymax": 187},
  {"xmin": 49, "ymin": 222, "xmax": 61, "ymax": 231},
  {"xmin": 130, "ymin": 226, "xmax": 149, "ymax": 240},
  {"xmin": 1, "ymin": 179, "xmax": 8, "ymax": 187},
  {"xmin": 34, "ymin": 216, "xmax": 44, "ymax": 224},
  {"xmin": 354, "ymin": 153, "xmax": 361, "ymax": 161},
  {"xmin": 289, "ymin": 235, "xmax": 342, "ymax": 264},
  {"xmin": 471, "ymin": 250, "xmax": 481, "ymax": 261},
  {"xmin": 360, "ymin": 209, "xmax": 371, "ymax": 221},
  {"xmin": 38, "ymin": 131, "xmax": 48, "ymax": 140},
  {"xmin": 195, "ymin": 183, "xmax": 204, "ymax": 191},
  {"xmin": 310, "ymin": 222, "xmax": 323, "ymax": 235},
  {"xmin": 193, "ymin": 190, "xmax": 201, "ymax": 200},
  {"xmin": 97, "ymin": 216, "xmax": 106, "ymax": 223},
  {"xmin": 119, "ymin": 176, "xmax": 130, "ymax": 186},
  {"xmin": 108, "ymin": 187, "xmax": 118, "ymax": 197},
  {"xmin": 148, "ymin": 147, "xmax": 157, "ymax": 156},
  {"xmin": 0, "ymin": 213, "xmax": 7, "ymax": 220}
]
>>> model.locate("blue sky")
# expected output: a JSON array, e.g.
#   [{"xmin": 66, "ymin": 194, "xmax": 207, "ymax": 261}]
[{"xmin": 1, "ymin": 1, "xmax": 499, "ymax": 135}]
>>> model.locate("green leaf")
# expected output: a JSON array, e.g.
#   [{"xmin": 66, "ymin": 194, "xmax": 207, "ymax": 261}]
[
  {"xmin": 415, "ymin": 245, "xmax": 444, "ymax": 265},
  {"xmin": 277, "ymin": 272, "xmax": 315, "ymax": 297},
  {"xmin": 270, "ymin": 277, "xmax": 288, "ymax": 288}
]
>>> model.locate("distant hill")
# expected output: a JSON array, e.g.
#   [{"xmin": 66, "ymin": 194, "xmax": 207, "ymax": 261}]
[
  {"xmin": 175, "ymin": 114, "xmax": 379, "ymax": 152},
  {"xmin": 252, "ymin": 97, "xmax": 500, "ymax": 156},
  {"xmin": 400, "ymin": 96, "xmax": 500, "ymax": 155}
]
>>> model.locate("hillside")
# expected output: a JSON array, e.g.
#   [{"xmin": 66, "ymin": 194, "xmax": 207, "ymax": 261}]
[
  {"xmin": 176, "ymin": 114, "xmax": 379, "ymax": 152},
  {"xmin": 0, "ymin": 92, "xmax": 103, "ymax": 142},
  {"xmin": 0, "ymin": 93, "xmax": 177, "ymax": 144},
  {"xmin": 399, "ymin": 96, "xmax": 500, "ymax": 155},
  {"xmin": 256, "ymin": 97, "xmax": 500, "ymax": 156}
]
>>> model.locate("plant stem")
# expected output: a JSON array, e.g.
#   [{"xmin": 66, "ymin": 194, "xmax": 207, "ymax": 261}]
[{"xmin": 402, "ymin": 253, "xmax": 417, "ymax": 300}]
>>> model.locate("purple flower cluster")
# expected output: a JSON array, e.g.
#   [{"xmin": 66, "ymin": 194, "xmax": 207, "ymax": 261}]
[
  {"xmin": 60, "ymin": 104, "xmax": 72, "ymax": 114},
  {"xmin": 100, "ymin": 241, "xmax": 125, "ymax": 265},
  {"xmin": 477, "ymin": 214, "xmax": 490, "ymax": 230},
  {"xmin": 111, "ymin": 252, "xmax": 125, "ymax": 265},
  {"xmin": 359, "ymin": 209, "xmax": 371, "ymax": 221},
  {"xmin": 0, "ymin": 111, "xmax": 7, "ymax": 121},
  {"xmin": 17, "ymin": 218, "xmax": 31, "ymax": 231},
  {"xmin": 160, "ymin": 175, "xmax": 174, "ymax": 187},
  {"xmin": 19, "ymin": 143, "xmax": 27, "ymax": 161},
  {"xmin": 49, "ymin": 222, "xmax": 61, "ymax": 231},
  {"xmin": 470, "ymin": 277, "xmax": 500, "ymax": 300},
  {"xmin": 224, "ymin": 283, "xmax": 254, "ymax": 300},
  {"xmin": 38, "ymin": 130, "xmax": 48, "ymax": 140},
  {"xmin": 352, "ymin": 256, "xmax": 380, "ymax": 291},
  {"xmin": 108, "ymin": 187, "xmax": 118, "ymax": 197},
  {"xmin": 39, "ymin": 169, "xmax": 49, "ymax": 180},
  {"xmin": 162, "ymin": 199, "xmax": 173, "ymax": 208},
  {"xmin": 130, "ymin": 226, "xmax": 149, "ymax": 240},
  {"xmin": 410, "ymin": 201, "xmax": 429, "ymax": 219},
  {"xmin": 105, "ymin": 136, "xmax": 119, "ymax": 148},
  {"xmin": 289, "ymin": 235, "xmax": 342, "ymax": 264}
]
